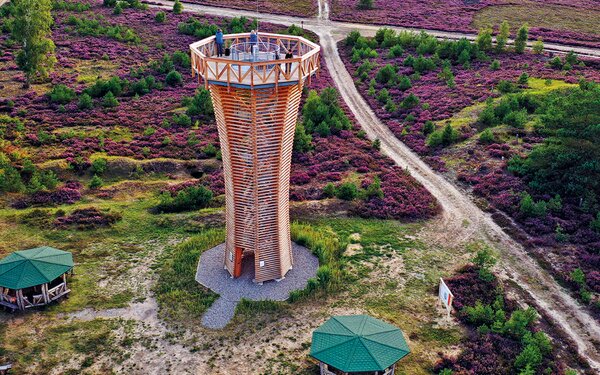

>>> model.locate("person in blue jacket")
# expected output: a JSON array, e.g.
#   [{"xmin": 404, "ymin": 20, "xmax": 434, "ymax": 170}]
[
  {"xmin": 249, "ymin": 30, "xmax": 258, "ymax": 49},
  {"xmin": 215, "ymin": 29, "xmax": 224, "ymax": 57}
]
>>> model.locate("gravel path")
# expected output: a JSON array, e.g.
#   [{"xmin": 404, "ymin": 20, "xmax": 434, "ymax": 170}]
[{"xmin": 196, "ymin": 243, "xmax": 319, "ymax": 329}]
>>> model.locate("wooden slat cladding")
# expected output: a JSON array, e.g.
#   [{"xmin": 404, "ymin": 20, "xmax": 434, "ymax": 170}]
[
  {"xmin": 210, "ymin": 84, "xmax": 303, "ymax": 282},
  {"xmin": 191, "ymin": 33, "xmax": 319, "ymax": 283}
]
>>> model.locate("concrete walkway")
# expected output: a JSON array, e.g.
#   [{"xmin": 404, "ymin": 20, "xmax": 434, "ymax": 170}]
[{"xmin": 196, "ymin": 243, "xmax": 319, "ymax": 329}]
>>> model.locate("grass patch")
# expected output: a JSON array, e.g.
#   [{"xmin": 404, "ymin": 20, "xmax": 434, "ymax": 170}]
[
  {"xmin": 154, "ymin": 228, "xmax": 224, "ymax": 324},
  {"xmin": 473, "ymin": 4, "xmax": 600, "ymax": 36}
]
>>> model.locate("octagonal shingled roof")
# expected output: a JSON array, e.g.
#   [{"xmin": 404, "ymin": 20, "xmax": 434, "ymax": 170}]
[
  {"xmin": 310, "ymin": 315, "xmax": 410, "ymax": 373},
  {"xmin": 0, "ymin": 247, "xmax": 73, "ymax": 290}
]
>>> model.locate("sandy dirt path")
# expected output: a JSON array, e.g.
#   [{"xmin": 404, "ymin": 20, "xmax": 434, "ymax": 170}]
[
  {"xmin": 141, "ymin": 0, "xmax": 600, "ymax": 368},
  {"xmin": 146, "ymin": 0, "xmax": 600, "ymax": 58},
  {"xmin": 2, "ymin": 0, "xmax": 597, "ymax": 370}
]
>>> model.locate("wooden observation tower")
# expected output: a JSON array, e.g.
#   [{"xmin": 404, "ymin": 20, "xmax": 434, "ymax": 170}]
[{"xmin": 190, "ymin": 32, "xmax": 320, "ymax": 283}]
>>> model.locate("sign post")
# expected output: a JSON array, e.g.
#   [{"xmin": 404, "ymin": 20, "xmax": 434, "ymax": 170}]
[{"xmin": 439, "ymin": 278, "xmax": 454, "ymax": 319}]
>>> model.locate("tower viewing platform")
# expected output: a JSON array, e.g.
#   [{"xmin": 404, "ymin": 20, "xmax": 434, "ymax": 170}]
[
  {"xmin": 190, "ymin": 32, "xmax": 320, "ymax": 283},
  {"xmin": 190, "ymin": 32, "xmax": 320, "ymax": 89}
]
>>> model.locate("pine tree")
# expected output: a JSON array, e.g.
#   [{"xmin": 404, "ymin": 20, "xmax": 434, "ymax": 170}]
[
  {"xmin": 173, "ymin": 0, "xmax": 183, "ymax": 14},
  {"xmin": 496, "ymin": 21, "xmax": 510, "ymax": 52},
  {"xmin": 514, "ymin": 23, "xmax": 529, "ymax": 54},
  {"xmin": 476, "ymin": 27, "xmax": 493, "ymax": 52},
  {"xmin": 11, "ymin": 0, "xmax": 57, "ymax": 87}
]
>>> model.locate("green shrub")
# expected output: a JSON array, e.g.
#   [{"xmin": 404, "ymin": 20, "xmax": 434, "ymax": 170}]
[
  {"xmin": 293, "ymin": 123, "xmax": 312, "ymax": 152},
  {"xmin": 387, "ymin": 44, "xmax": 404, "ymax": 58},
  {"xmin": 519, "ymin": 193, "xmax": 547, "ymax": 217},
  {"xmin": 496, "ymin": 80, "xmax": 520, "ymax": 94},
  {"xmin": 155, "ymin": 11, "xmax": 166, "ymax": 22},
  {"xmin": 423, "ymin": 120, "xmax": 435, "ymax": 135},
  {"xmin": 173, "ymin": 0, "xmax": 182, "ymax": 14},
  {"xmin": 185, "ymin": 88, "xmax": 213, "ymax": 118},
  {"xmin": 49, "ymin": 84, "xmax": 76, "ymax": 104},
  {"xmin": 172, "ymin": 113, "xmax": 191, "ymax": 127},
  {"xmin": 490, "ymin": 60, "xmax": 500, "ymax": 71},
  {"xmin": 397, "ymin": 75, "xmax": 412, "ymax": 91},
  {"xmin": 102, "ymin": 91, "xmax": 119, "ymax": 108},
  {"xmin": 400, "ymin": 93, "xmax": 419, "ymax": 109},
  {"xmin": 479, "ymin": 128, "xmax": 495, "ymax": 143},
  {"xmin": 323, "ymin": 183, "xmax": 336, "ymax": 198},
  {"xmin": 518, "ymin": 72, "xmax": 529, "ymax": 85},
  {"xmin": 357, "ymin": 0, "xmax": 373, "ymax": 10},
  {"xmin": 365, "ymin": 176, "xmax": 383, "ymax": 199},
  {"xmin": 78, "ymin": 93, "xmax": 93, "ymax": 109},
  {"xmin": 89, "ymin": 174, "xmax": 103, "ymax": 189},
  {"xmin": 91, "ymin": 158, "xmax": 108, "ymax": 175},
  {"xmin": 165, "ymin": 70, "xmax": 183, "ymax": 86},
  {"xmin": 336, "ymin": 182, "xmax": 359, "ymax": 201},
  {"xmin": 156, "ymin": 185, "xmax": 213, "ymax": 213},
  {"xmin": 591, "ymin": 212, "xmax": 600, "ymax": 232}
]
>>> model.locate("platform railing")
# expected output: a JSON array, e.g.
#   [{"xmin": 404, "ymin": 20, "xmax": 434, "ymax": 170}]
[{"xmin": 190, "ymin": 32, "xmax": 320, "ymax": 88}]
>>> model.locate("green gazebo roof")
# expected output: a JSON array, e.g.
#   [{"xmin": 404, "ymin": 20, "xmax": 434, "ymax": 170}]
[
  {"xmin": 0, "ymin": 247, "xmax": 73, "ymax": 290},
  {"xmin": 310, "ymin": 315, "xmax": 410, "ymax": 373}
]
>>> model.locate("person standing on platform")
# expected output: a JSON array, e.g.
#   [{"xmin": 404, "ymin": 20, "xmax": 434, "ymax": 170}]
[{"xmin": 215, "ymin": 28, "xmax": 224, "ymax": 57}]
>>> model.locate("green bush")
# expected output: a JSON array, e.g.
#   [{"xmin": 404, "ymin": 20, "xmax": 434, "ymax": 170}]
[
  {"xmin": 165, "ymin": 70, "xmax": 183, "ymax": 86},
  {"xmin": 91, "ymin": 158, "xmax": 108, "ymax": 175},
  {"xmin": 479, "ymin": 128, "xmax": 495, "ymax": 143},
  {"xmin": 401, "ymin": 93, "xmax": 420, "ymax": 109},
  {"xmin": 155, "ymin": 11, "xmax": 166, "ymax": 22},
  {"xmin": 365, "ymin": 176, "xmax": 383, "ymax": 199},
  {"xmin": 591, "ymin": 212, "xmax": 600, "ymax": 232},
  {"xmin": 519, "ymin": 193, "xmax": 547, "ymax": 217},
  {"xmin": 156, "ymin": 185, "xmax": 213, "ymax": 213},
  {"xmin": 49, "ymin": 84, "xmax": 76, "ymax": 104},
  {"xmin": 490, "ymin": 60, "xmax": 500, "ymax": 71},
  {"xmin": 172, "ymin": 113, "xmax": 191, "ymax": 127},
  {"xmin": 423, "ymin": 120, "xmax": 435, "ymax": 135},
  {"xmin": 336, "ymin": 182, "xmax": 359, "ymax": 201},
  {"xmin": 293, "ymin": 123, "xmax": 312, "ymax": 152},
  {"xmin": 323, "ymin": 182, "xmax": 336, "ymax": 198},
  {"xmin": 428, "ymin": 123, "xmax": 459, "ymax": 147},
  {"xmin": 89, "ymin": 174, "xmax": 103, "ymax": 189},
  {"xmin": 387, "ymin": 44, "xmax": 404, "ymax": 58},
  {"xmin": 78, "ymin": 93, "xmax": 93, "ymax": 109},
  {"xmin": 173, "ymin": 0, "xmax": 183, "ymax": 14},
  {"xmin": 185, "ymin": 88, "xmax": 214, "ymax": 118},
  {"xmin": 102, "ymin": 91, "xmax": 119, "ymax": 108},
  {"xmin": 302, "ymin": 88, "xmax": 351, "ymax": 136}
]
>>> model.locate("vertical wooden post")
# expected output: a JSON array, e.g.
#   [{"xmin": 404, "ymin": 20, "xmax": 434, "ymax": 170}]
[
  {"xmin": 16, "ymin": 289, "xmax": 24, "ymax": 310},
  {"xmin": 42, "ymin": 283, "xmax": 50, "ymax": 303}
]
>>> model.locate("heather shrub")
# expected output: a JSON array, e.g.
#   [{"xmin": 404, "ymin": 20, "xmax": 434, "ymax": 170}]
[
  {"xmin": 54, "ymin": 207, "xmax": 122, "ymax": 230},
  {"xmin": 49, "ymin": 84, "xmax": 75, "ymax": 104},
  {"xmin": 156, "ymin": 185, "xmax": 213, "ymax": 213}
]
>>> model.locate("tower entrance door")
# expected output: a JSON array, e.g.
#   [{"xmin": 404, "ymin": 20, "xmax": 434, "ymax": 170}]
[{"xmin": 233, "ymin": 246, "xmax": 243, "ymax": 278}]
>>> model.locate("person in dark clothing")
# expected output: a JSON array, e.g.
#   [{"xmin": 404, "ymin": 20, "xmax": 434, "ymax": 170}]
[
  {"xmin": 284, "ymin": 51, "xmax": 293, "ymax": 75},
  {"xmin": 215, "ymin": 29, "xmax": 224, "ymax": 57}
]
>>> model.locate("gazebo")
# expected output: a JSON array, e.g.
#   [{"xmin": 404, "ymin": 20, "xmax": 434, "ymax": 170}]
[
  {"xmin": 310, "ymin": 315, "xmax": 411, "ymax": 375},
  {"xmin": 0, "ymin": 246, "xmax": 73, "ymax": 311}
]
